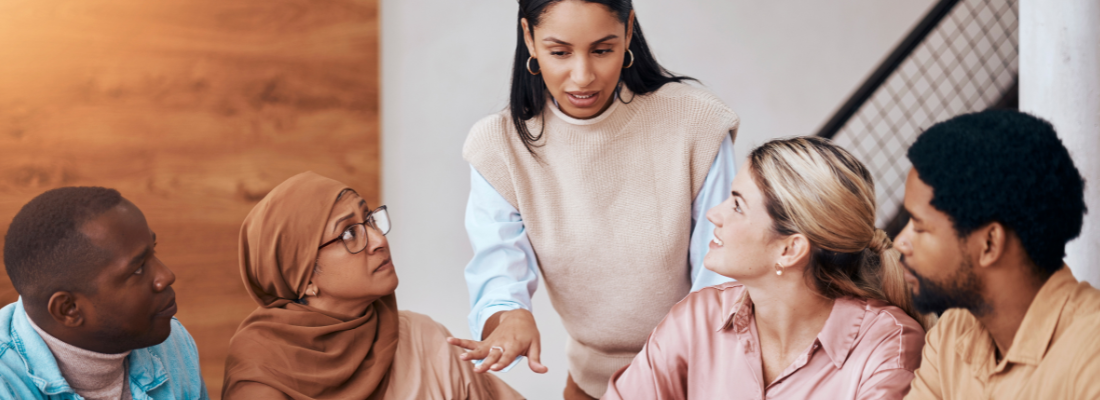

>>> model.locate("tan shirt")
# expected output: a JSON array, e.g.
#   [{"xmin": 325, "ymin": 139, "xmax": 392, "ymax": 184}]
[
  {"xmin": 464, "ymin": 83, "xmax": 739, "ymax": 396},
  {"xmin": 384, "ymin": 311, "xmax": 523, "ymax": 400},
  {"xmin": 905, "ymin": 266, "xmax": 1100, "ymax": 400}
]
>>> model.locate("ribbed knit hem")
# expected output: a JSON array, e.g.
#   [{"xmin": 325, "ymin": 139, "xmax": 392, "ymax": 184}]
[{"xmin": 565, "ymin": 336, "xmax": 639, "ymax": 398}]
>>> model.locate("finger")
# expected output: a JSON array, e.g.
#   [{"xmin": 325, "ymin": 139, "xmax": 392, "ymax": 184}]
[
  {"xmin": 491, "ymin": 341, "xmax": 525, "ymax": 371},
  {"xmin": 479, "ymin": 346, "xmax": 505, "ymax": 372},
  {"xmin": 447, "ymin": 337, "xmax": 480, "ymax": 351},
  {"xmin": 476, "ymin": 346, "xmax": 504, "ymax": 373},
  {"xmin": 461, "ymin": 343, "xmax": 493, "ymax": 362},
  {"xmin": 447, "ymin": 337, "xmax": 484, "ymax": 362},
  {"xmin": 527, "ymin": 338, "xmax": 548, "ymax": 374}
]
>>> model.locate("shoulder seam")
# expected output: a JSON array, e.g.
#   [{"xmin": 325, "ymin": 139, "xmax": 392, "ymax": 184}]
[{"xmin": 862, "ymin": 305, "xmax": 919, "ymax": 371}]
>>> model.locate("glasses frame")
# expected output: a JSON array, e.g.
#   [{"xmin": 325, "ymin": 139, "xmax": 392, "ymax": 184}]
[{"xmin": 318, "ymin": 205, "xmax": 390, "ymax": 254}]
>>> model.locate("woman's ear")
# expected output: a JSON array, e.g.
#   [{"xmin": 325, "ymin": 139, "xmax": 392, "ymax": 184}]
[
  {"xmin": 304, "ymin": 282, "xmax": 320, "ymax": 298},
  {"xmin": 521, "ymin": 18, "xmax": 537, "ymax": 59},
  {"xmin": 776, "ymin": 233, "xmax": 812, "ymax": 271},
  {"xmin": 47, "ymin": 292, "xmax": 83, "ymax": 328}
]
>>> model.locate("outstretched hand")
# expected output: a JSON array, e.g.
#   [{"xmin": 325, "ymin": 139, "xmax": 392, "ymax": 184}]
[{"xmin": 446, "ymin": 309, "xmax": 548, "ymax": 374}]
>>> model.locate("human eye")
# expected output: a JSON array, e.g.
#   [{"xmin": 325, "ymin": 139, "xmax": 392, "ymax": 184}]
[
  {"xmin": 903, "ymin": 219, "xmax": 920, "ymax": 234},
  {"xmin": 733, "ymin": 198, "xmax": 743, "ymax": 213},
  {"xmin": 342, "ymin": 226, "xmax": 358, "ymax": 240},
  {"xmin": 135, "ymin": 242, "xmax": 157, "ymax": 275},
  {"xmin": 593, "ymin": 48, "xmax": 613, "ymax": 56},
  {"xmin": 549, "ymin": 50, "xmax": 569, "ymax": 57}
]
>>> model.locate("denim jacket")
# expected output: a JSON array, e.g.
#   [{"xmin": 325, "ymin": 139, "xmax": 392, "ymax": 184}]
[{"xmin": 0, "ymin": 299, "xmax": 209, "ymax": 400}]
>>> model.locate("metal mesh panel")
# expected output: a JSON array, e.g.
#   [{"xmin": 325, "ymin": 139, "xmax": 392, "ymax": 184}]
[{"xmin": 829, "ymin": 0, "xmax": 1018, "ymax": 226}]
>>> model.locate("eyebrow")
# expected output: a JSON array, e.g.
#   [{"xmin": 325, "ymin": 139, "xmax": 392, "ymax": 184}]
[
  {"xmin": 904, "ymin": 206, "xmax": 922, "ymax": 223},
  {"xmin": 127, "ymin": 234, "xmax": 155, "ymax": 268},
  {"xmin": 542, "ymin": 34, "xmax": 619, "ymax": 46},
  {"xmin": 332, "ymin": 199, "xmax": 369, "ymax": 232},
  {"xmin": 730, "ymin": 190, "xmax": 749, "ymax": 208}
]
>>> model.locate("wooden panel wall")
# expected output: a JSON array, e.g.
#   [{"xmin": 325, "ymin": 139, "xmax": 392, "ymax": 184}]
[{"xmin": 0, "ymin": 1, "xmax": 379, "ymax": 397}]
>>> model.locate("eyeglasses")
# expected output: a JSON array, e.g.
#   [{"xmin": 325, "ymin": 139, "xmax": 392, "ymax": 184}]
[{"xmin": 318, "ymin": 205, "xmax": 390, "ymax": 254}]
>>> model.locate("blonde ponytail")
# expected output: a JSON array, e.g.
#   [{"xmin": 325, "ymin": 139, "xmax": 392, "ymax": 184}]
[{"xmin": 872, "ymin": 231, "xmax": 934, "ymax": 329}]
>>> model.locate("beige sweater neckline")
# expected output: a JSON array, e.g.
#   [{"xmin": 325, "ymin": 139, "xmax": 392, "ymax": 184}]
[
  {"xmin": 547, "ymin": 88, "xmax": 624, "ymax": 126},
  {"xmin": 27, "ymin": 313, "xmax": 132, "ymax": 400}
]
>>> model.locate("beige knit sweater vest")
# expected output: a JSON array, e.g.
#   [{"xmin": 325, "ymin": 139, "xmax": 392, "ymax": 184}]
[{"xmin": 464, "ymin": 83, "xmax": 739, "ymax": 396}]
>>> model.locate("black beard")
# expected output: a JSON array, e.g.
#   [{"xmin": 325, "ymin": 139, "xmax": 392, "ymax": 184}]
[{"xmin": 905, "ymin": 257, "xmax": 989, "ymax": 317}]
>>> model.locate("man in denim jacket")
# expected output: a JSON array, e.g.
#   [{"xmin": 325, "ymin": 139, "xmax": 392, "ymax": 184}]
[{"xmin": 0, "ymin": 187, "xmax": 208, "ymax": 400}]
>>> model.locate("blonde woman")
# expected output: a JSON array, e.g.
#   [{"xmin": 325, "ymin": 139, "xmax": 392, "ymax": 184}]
[{"xmin": 605, "ymin": 137, "xmax": 927, "ymax": 400}]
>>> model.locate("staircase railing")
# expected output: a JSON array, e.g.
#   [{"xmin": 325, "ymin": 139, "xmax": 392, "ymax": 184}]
[{"xmin": 816, "ymin": 0, "xmax": 1019, "ymax": 234}]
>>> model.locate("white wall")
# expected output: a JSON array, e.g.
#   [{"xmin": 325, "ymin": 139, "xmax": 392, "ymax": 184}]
[
  {"xmin": 1020, "ymin": 0, "xmax": 1100, "ymax": 284},
  {"xmin": 381, "ymin": 1, "xmax": 932, "ymax": 396}
]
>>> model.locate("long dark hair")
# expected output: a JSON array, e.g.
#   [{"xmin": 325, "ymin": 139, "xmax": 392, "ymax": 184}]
[{"xmin": 510, "ymin": 0, "xmax": 695, "ymax": 155}]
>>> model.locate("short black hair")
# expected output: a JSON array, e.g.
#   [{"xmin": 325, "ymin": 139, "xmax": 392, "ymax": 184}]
[
  {"xmin": 4, "ymin": 187, "xmax": 124, "ymax": 305},
  {"xmin": 908, "ymin": 110, "xmax": 1086, "ymax": 275}
]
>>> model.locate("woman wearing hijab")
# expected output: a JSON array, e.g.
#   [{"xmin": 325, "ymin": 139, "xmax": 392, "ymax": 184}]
[{"xmin": 222, "ymin": 172, "xmax": 523, "ymax": 400}]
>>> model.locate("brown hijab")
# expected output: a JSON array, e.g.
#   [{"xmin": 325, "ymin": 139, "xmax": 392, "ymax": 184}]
[{"xmin": 223, "ymin": 171, "xmax": 399, "ymax": 400}]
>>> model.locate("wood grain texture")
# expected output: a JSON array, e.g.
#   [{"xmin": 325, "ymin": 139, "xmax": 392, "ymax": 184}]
[{"xmin": 0, "ymin": 0, "xmax": 379, "ymax": 397}]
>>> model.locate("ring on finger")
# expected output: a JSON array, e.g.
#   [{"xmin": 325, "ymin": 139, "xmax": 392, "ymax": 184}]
[{"xmin": 490, "ymin": 345, "xmax": 505, "ymax": 353}]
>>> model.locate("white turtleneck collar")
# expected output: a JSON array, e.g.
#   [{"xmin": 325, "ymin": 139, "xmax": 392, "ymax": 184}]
[
  {"xmin": 549, "ymin": 87, "xmax": 624, "ymax": 126},
  {"xmin": 27, "ymin": 313, "xmax": 132, "ymax": 400}
]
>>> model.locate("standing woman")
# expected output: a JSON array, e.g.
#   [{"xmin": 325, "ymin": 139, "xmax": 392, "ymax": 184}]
[{"xmin": 446, "ymin": 0, "xmax": 740, "ymax": 398}]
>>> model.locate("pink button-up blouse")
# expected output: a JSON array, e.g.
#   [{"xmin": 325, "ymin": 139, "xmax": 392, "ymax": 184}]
[{"xmin": 604, "ymin": 283, "xmax": 924, "ymax": 400}]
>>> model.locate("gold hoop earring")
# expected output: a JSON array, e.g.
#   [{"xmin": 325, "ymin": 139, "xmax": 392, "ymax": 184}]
[
  {"xmin": 527, "ymin": 56, "xmax": 540, "ymax": 75},
  {"xmin": 623, "ymin": 49, "xmax": 634, "ymax": 69},
  {"xmin": 774, "ymin": 263, "xmax": 784, "ymax": 276}
]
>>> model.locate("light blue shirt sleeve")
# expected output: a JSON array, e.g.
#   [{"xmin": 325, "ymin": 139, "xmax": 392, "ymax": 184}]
[
  {"xmin": 462, "ymin": 133, "xmax": 734, "ymax": 370},
  {"xmin": 464, "ymin": 166, "xmax": 539, "ymax": 371},
  {"xmin": 689, "ymin": 133, "xmax": 738, "ymax": 292}
]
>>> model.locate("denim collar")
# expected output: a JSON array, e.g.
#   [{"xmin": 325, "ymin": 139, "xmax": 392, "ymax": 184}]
[{"xmin": 10, "ymin": 298, "xmax": 169, "ymax": 397}]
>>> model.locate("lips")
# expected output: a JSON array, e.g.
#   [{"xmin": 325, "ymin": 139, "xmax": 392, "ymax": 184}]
[
  {"xmin": 373, "ymin": 258, "xmax": 393, "ymax": 273},
  {"xmin": 565, "ymin": 91, "xmax": 600, "ymax": 108},
  {"xmin": 900, "ymin": 260, "xmax": 920, "ymax": 295},
  {"xmin": 154, "ymin": 296, "xmax": 177, "ymax": 318}
]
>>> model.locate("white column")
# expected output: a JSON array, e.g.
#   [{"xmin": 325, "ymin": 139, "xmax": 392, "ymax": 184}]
[{"xmin": 1020, "ymin": 0, "xmax": 1100, "ymax": 283}]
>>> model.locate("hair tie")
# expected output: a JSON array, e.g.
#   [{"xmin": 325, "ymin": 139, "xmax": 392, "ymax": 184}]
[{"xmin": 869, "ymin": 229, "xmax": 892, "ymax": 253}]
